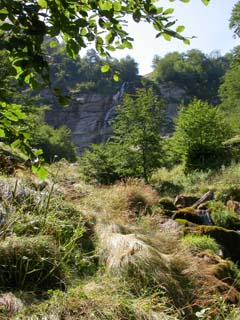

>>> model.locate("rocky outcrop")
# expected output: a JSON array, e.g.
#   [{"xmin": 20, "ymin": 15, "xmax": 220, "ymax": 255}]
[
  {"xmin": 45, "ymin": 93, "xmax": 116, "ymax": 154},
  {"xmin": 159, "ymin": 82, "xmax": 186, "ymax": 120}
]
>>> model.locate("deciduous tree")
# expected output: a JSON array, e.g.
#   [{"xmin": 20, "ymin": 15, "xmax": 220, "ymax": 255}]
[{"xmin": 172, "ymin": 99, "xmax": 232, "ymax": 170}]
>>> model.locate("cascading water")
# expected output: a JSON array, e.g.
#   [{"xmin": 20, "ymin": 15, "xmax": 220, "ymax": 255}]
[
  {"xmin": 103, "ymin": 82, "xmax": 126, "ymax": 128},
  {"xmin": 196, "ymin": 209, "xmax": 212, "ymax": 225},
  {"xmin": 202, "ymin": 210, "xmax": 212, "ymax": 225}
]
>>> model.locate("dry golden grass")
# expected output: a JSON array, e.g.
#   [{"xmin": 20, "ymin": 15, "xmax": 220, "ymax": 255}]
[{"xmin": 81, "ymin": 178, "xmax": 159, "ymax": 225}]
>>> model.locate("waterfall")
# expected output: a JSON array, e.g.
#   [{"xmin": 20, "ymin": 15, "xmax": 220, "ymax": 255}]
[
  {"xmin": 103, "ymin": 82, "xmax": 127, "ymax": 128},
  {"xmin": 202, "ymin": 211, "xmax": 212, "ymax": 225},
  {"xmin": 113, "ymin": 82, "xmax": 126, "ymax": 102},
  {"xmin": 196, "ymin": 209, "xmax": 212, "ymax": 225}
]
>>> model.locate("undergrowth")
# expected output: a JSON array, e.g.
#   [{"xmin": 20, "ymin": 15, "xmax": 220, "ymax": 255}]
[{"xmin": 1, "ymin": 161, "xmax": 240, "ymax": 319}]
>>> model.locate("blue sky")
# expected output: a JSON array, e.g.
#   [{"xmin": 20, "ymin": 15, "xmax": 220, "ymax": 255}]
[{"xmin": 111, "ymin": 0, "xmax": 239, "ymax": 75}]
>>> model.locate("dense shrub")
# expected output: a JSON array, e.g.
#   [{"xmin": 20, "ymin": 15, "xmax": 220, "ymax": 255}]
[
  {"xmin": 215, "ymin": 185, "xmax": 240, "ymax": 203},
  {"xmin": 80, "ymin": 143, "xmax": 120, "ymax": 184},
  {"xmin": 208, "ymin": 201, "xmax": 240, "ymax": 230},
  {"xmin": 172, "ymin": 99, "xmax": 233, "ymax": 171},
  {"xmin": 32, "ymin": 124, "xmax": 77, "ymax": 163}
]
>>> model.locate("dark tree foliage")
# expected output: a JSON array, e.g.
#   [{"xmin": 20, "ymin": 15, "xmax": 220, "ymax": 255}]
[{"xmin": 152, "ymin": 49, "xmax": 230, "ymax": 104}]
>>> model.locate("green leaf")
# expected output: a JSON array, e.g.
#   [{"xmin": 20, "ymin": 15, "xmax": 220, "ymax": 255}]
[
  {"xmin": 101, "ymin": 64, "xmax": 110, "ymax": 73},
  {"xmin": 99, "ymin": 1, "xmax": 112, "ymax": 11},
  {"xmin": 0, "ymin": 23, "xmax": 14, "ymax": 31},
  {"xmin": 113, "ymin": 1, "xmax": 121, "ymax": 11},
  {"xmin": 184, "ymin": 39, "xmax": 190, "ymax": 45},
  {"xmin": 106, "ymin": 31, "xmax": 115, "ymax": 44},
  {"xmin": 37, "ymin": 0, "xmax": 47, "ymax": 8},
  {"xmin": 176, "ymin": 25, "xmax": 185, "ymax": 33},
  {"xmin": 153, "ymin": 22, "xmax": 163, "ymax": 32},
  {"xmin": 34, "ymin": 149, "xmax": 43, "ymax": 157},
  {"xmin": 4, "ymin": 111, "xmax": 19, "ymax": 121},
  {"xmin": 11, "ymin": 139, "xmax": 22, "ymax": 148},
  {"xmin": 122, "ymin": 40, "xmax": 133, "ymax": 49},
  {"xmin": 163, "ymin": 8, "xmax": 174, "ymax": 15},
  {"xmin": 0, "ymin": 9, "xmax": 8, "ymax": 14},
  {"xmin": 32, "ymin": 165, "xmax": 48, "ymax": 180},
  {"xmin": 201, "ymin": 0, "xmax": 210, "ymax": 5},
  {"xmin": 113, "ymin": 73, "xmax": 119, "ymax": 81},
  {"xmin": 106, "ymin": 45, "xmax": 116, "ymax": 51},
  {"xmin": 66, "ymin": 39, "xmax": 79, "ymax": 59},
  {"xmin": 0, "ymin": 128, "xmax": 5, "ymax": 137},
  {"xmin": 162, "ymin": 33, "xmax": 172, "ymax": 41},
  {"xmin": 50, "ymin": 41, "xmax": 57, "ymax": 48}
]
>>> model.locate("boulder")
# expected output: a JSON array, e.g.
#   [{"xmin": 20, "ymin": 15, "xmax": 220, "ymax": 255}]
[
  {"xmin": 174, "ymin": 195, "xmax": 199, "ymax": 208},
  {"xmin": 173, "ymin": 208, "xmax": 212, "ymax": 225},
  {"xmin": 189, "ymin": 225, "xmax": 240, "ymax": 263},
  {"xmin": 159, "ymin": 197, "xmax": 176, "ymax": 211}
]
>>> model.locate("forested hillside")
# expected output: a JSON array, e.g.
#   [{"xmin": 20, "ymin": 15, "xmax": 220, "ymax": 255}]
[{"xmin": 0, "ymin": 38, "xmax": 235, "ymax": 159}]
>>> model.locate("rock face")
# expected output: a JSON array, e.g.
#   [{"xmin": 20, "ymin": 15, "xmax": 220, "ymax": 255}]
[
  {"xmin": 45, "ymin": 81, "xmax": 186, "ymax": 154},
  {"xmin": 45, "ymin": 93, "xmax": 116, "ymax": 154},
  {"xmin": 159, "ymin": 82, "xmax": 186, "ymax": 119}
]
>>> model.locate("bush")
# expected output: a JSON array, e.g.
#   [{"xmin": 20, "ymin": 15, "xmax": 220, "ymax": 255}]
[
  {"xmin": 32, "ymin": 124, "xmax": 77, "ymax": 163},
  {"xmin": 215, "ymin": 185, "xmax": 240, "ymax": 203},
  {"xmin": 80, "ymin": 143, "xmax": 120, "ymax": 184},
  {"xmin": 152, "ymin": 180, "xmax": 183, "ymax": 197},
  {"xmin": 208, "ymin": 201, "xmax": 240, "ymax": 230},
  {"xmin": 0, "ymin": 236, "xmax": 65, "ymax": 290},
  {"xmin": 181, "ymin": 234, "xmax": 220, "ymax": 254}
]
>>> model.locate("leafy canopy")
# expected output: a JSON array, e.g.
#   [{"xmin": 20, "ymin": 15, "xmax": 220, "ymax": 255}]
[
  {"xmin": 172, "ymin": 99, "xmax": 232, "ymax": 170},
  {"xmin": 0, "ymin": 0, "xmax": 210, "ymax": 86},
  {"xmin": 152, "ymin": 49, "xmax": 230, "ymax": 104},
  {"xmin": 229, "ymin": 0, "xmax": 240, "ymax": 38}
]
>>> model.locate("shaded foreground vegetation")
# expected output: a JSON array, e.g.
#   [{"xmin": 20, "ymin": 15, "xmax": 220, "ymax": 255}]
[{"xmin": 0, "ymin": 160, "xmax": 240, "ymax": 319}]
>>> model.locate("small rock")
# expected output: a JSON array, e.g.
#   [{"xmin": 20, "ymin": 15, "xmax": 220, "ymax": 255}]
[
  {"xmin": 160, "ymin": 219, "xmax": 182, "ymax": 231},
  {"xmin": 0, "ymin": 292, "xmax": 24, "ymax": 314}
]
